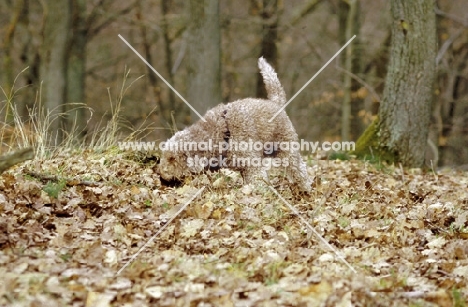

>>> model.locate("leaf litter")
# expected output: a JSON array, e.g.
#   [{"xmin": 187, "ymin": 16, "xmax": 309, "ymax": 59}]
[{"xmin": 0, "ymin": 151, "xmax": 467, "ymax": 306}]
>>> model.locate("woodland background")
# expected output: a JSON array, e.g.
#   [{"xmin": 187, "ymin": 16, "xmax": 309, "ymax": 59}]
[
  {"xmin": 1, "ymin": 2, "xmax": 468, "ymax": 306},
  {"xmin": 1, "ymin": 0, "xmax": 468, "ymax": 167}
]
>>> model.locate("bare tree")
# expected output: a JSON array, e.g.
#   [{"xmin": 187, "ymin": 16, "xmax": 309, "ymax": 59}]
[
  {"xmin": 187, "ymin": 0, "xmax": 221, "ymax": 122},
  {"xmin": 2, "ymin": 0, "xmax": 26, "ymax": 122},
  {"xmin": 339, "ymin": 0, "xmax": 359, "ymax": 142},
  {"xmin": 355, "ymin": 0, "xmax": 437, "ymax": 167},
  {"xmin": 160, "ymin": 0, "xmax": 177, "ymax": 124},
  {"xmin": 433, "ymin": 6, "xmax": 468, "ymax": 166},
  {"xmin": 40, "ymin": 0, "xmax": 71, "ymax": 143},
  {"xmin": 17, "ymin": 0, "xmax": 40, "ymax": 119},
  {"xmin": 66, "ymin": 0, "xmax": 87, "ymax": 138},
  {"xmin": 257, "ymin": 0, "xmax": 279, "ymax": 99}
]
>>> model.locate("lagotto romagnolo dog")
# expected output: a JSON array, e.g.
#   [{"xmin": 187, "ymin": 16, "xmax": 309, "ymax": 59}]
[{"xmin": 159, "ymin": 57, "xmax": 312, "ymax": 192}]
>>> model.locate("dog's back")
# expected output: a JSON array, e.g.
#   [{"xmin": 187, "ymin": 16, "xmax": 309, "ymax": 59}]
[{"xmin": 258, "ymin": 57, "xmax": 286, "ymax": 106}]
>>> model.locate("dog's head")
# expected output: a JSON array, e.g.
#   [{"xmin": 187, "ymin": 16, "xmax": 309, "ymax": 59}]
[{"xmin": 158, "ymin": 132, "xmax": 203, "ymax": 181}]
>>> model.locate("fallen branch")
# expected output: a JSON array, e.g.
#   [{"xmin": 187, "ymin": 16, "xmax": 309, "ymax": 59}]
[
  {"xmin": 0, "ymin": 148, "xmax": 34, "ymax": 174},
  {"xmin": 23, "ymin": 170, "xmax": 101, "ymax": 187}
]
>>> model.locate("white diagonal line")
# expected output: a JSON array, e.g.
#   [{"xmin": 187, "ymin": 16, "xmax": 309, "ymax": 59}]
[
  {"xmin": 118, "ymin": 34, "xmax": 206, "ymax": 122},
  {"xmin": 268, "ymin": 35, "xmax": 356, "ymax": 122},
  {"xmin": 116, "ymin": 187, "xmax": 205, "ymax": 275},
  {"xmin": 268, "ymin": 186, "xmax": 357, "ymax": 274}
]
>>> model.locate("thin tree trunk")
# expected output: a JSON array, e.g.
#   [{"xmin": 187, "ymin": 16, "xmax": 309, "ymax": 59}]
[
  {"xmin": 379, "ymin": 0, "xmax": 436, "ymax": 167},
  {"xmin": 40, "ymin": 0, "xmax": 71, "ymax": 144},
  {"xmin": 161, "ymin": 0, "xmax": 176, "ymax": 124},
  {"xmin": 338, "ymin": 0, "xmax": 362, "ymax": 141},
  {"xmin": 187, "ymin": 0, "xmax": 221, "ymax": 122},
  {"xmin": 17, "ymin": 0, "xmax": 39, "ymax": 119},
  {"xmin": 3, "ymin": 0, "xmax": 24, "ymax": 123},
  {"xmin": 67, "ymin": 0, "xmax": 87, "ymax": 139},
  {"xmin": 257, "ymin": 0, "xmax": 279, "ymax": 99},
  {"xmin": 136, "ymin": 0, "xmax": 163, "ymax": 120},
  {"xmin": 341, "ymin": 0, "xmax": 357, "ymax": 142}
]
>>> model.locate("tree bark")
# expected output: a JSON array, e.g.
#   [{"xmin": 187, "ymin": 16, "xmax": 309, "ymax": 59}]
[
  {"xmin": 340, "ymin": 0, "xmax": 358, "ymax": 142},
  {"xmin": 257, "ymin": 0, "xmax": 279, "ymax": 99},
  {"xmin": 354, "ymin": 0, "xmax": 436, "ymax": 167},
  {"xmin": 17, "ymin": 0, "xmax": 40, "ymax": 119},
  {"xmin": 136, "ymin": 0, "xmax": 163, "ymax": 120},
  {"xmin": 187, "ymin": 0, "xmax": 221, "ymax": 122},
  {"xmin": 2, "ymin": 0, "xmax": 24, "ymax": 123},
  {"xmin": 378, "ymin": 0, "xmax": 437, "ymax": 167},
  {"xmin": 40, "ymin": 0, "xmax": 72, "ymax": 144},
  {"xmin": 66, "ymin": 0, "xmax": 87, "ymax": 139},
  {"xmin": 161, "ymin": 0, "xmax": 177, "ymax": 125}
]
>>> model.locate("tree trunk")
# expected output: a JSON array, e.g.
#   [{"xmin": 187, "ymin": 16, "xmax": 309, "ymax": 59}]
[
  {"xmin": 354, "ymin": 0, "xmax": 436, "ymax": 167},
  {"xmin": 66, "ymin": 0, "xmax": 87, "ymax": 139},
  {"xmin": 40, "ymin": 0, "xmax": 71, "ymax": 144},
  {"xmin": 378, "ymin": 0, "xmax": 436, "ymax": 167},
  {"xmin": 161, "ymin": 0, "xmax": 177, "ymax": 125},
  {"xmin": 136, "ymin": 0, "xmax": 163, "ymax": 123},
  {"xmin": 187, "ymin": 0, "xmax": 221, "ymax": 123},
  {"xmin": 257, "ymin": 0, "xmax": 279, "ymax": 99},
  {"xmin": 17, "ymin": 0, "xmax": 40, "ymax": 119},
  {"xmin": 338, "ymin": 0, "xmax": 362, "ymax": 141},
  {"xmin": 2, "ymin": 0, "xmax": 24, "ymax": 123},
  {"xmin": 340, "ymin": 0, "xmax": 358, "ymax": 142}
]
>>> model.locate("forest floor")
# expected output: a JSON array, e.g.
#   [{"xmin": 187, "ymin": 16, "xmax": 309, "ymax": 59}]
[{"xmin": 0, "ymin": 150, "xmax": 467, "ymax": 306}]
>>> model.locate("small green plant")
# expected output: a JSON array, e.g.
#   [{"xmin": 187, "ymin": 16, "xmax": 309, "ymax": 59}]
[
  {"xmin": 329, "ymin": 151, "xmax": 350, "ymax": 161},
  {"xmin": 338, "ymin": 217, "xmax": 350, "ymax": 228},
  {"xmin": 339, "ymin": 196, "xmax": 351, "ymax": 205},
  {"xmin": 306, "ymin": 155, "xmax": 314, "ymax": 166},
  {"xmin": 449, "ymin": 218, "xmax": 468, "ymax": 234},
  {"xmin": 144, "ymin": 200, "xmax": 152, "ymax": 208},
  {"xmin": 43, "ymin": 180, "xmax": 66, "ymax": 198},
  {"xmin": 228, "ymin": 262, "xmax": 248, "ymax": 275},
  {"xmin": 452, "ymin": 287, "xmax": 467, "ymax": 307},
  {"xmin": 161, "ymin": 202, "xmax": 169, "ymax": 210},
  {"xmin": 59, "ymin": 253, "xmax": 72, "ymax": 262},
  {"xmin": 264, "ymin": 261, "xmax": 287, "ymax": 286},
  {"xmin": 23, "ymin": 173, "xmax": 36, "ymax": 181},
  {"xmin": 111, "ymin": 179, "xmax": 123, "ymax": 186},
  {"xmin": 246, "ymin": 223, "xmax": 256, "ymax": 231}
]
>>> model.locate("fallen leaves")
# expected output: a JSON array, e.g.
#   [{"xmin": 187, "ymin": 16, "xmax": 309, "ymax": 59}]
[{"xmin": 0, "ymin": 153, "xmax": 467, "ymax": 306}]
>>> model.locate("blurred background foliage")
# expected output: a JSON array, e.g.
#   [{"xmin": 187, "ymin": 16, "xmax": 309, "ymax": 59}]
[{"xmin": 1, "ymin": 0, "xmax": 467, "ymax": 168}]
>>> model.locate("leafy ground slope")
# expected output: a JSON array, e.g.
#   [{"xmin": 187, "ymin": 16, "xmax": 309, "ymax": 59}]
[{"xmin": 0, "ymin": 151, "xmax": 467, "ymax": 306}]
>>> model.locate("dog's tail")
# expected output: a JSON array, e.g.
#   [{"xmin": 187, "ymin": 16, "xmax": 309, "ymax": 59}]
[{"xmin": 258, "ymin": 57, "xmax": 286, "ymax": 106}]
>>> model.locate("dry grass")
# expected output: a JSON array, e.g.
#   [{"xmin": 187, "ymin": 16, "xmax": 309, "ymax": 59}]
[{"xmin": 1, "ymin": 68, "xmax": 148, "ymax": 159}]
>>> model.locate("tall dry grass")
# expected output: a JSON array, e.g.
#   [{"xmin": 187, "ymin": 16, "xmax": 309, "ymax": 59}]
[{"xmin": 1, "ymin": 68, "xmax": 152, "ymax": 159}]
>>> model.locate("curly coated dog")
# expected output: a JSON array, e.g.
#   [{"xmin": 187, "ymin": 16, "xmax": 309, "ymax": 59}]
[{"xmin": 159, "ymin": 57, "xmax": 311, "ymax": 192}]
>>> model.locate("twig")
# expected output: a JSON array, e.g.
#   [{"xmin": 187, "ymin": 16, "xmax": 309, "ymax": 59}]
[
  {"xmin": 436, "ymin": 28, "xmax": 464, "ymax": 65},
  {"xmin": 434, "ymin": 8, "xmax": 468, "ymax": 27},
  {"xmin": 289, "ymin": 0, "xmax": 323, "ymax": 27},
  {"xmin": 23, "ymin": 170, "xmax": 100, "ymax": 187},
  {"xmin": 334, "ymin": 65, "xmax": 381, "ymax": 102}
]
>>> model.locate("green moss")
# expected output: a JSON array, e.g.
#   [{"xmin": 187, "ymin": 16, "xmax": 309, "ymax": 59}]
[{"xmin": 353, "ymin": 116, "xmax": 398, "ymax": 164}]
